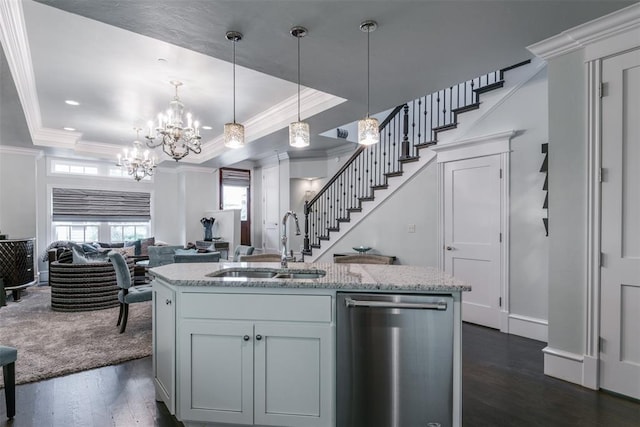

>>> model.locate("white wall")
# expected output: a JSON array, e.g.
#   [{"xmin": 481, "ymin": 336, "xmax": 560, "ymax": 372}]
[
  {"xmin": 0, "ymin": 149, "xmax": 38, "ymax": 240},
  {"xmin": 546, "ymin": 50, "xmax": 588, "ymax": 355},
  {"xmin": 179, "ymin": 167, "xmax": 218, "ymax": 244},
  {"xmin": 314, "ymin": 161, "xmax": 440, "ymax": 267}
]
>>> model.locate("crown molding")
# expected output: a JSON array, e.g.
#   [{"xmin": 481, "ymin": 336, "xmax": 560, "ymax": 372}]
[
  {"xmin": 528, "ymin": 3, "xmax": 640, "ymax": 60},
  {"xmin": 0, "ymin": 145, "xmax": 43, "ymax": 157},
  {"xmin": 430, "ymin": 130, "xmax": 515, "ymax": 163},
  {"xmin": 175, "ymin": 165, "xmax": 216, "ymax": 174},
  {"xmin": 0, "ymin": 0, "xmax": 40, "ymax": 135}
]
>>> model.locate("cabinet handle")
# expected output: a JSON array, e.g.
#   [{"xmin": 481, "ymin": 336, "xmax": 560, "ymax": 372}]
[
  {"xmin": 243, "ymin": 335, "xmax": 250, "ymax": 341},
  {"xmin": 255, "ymin": 334, "xmax": 262, "ymax": 341},
  {"xmin": 165, "ymin": 299, "xmax": 172, "ymax": 305}
]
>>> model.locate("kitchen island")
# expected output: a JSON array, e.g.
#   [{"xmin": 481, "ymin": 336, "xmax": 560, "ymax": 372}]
[{"xmin": 150, "ymin": 261, "xmax": 470, "ymax": 427}]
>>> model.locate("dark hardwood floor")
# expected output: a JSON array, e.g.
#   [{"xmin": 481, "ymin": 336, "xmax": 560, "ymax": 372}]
[{"xmin": 1, "ymin": 323, "xmax": 638, "ymax": 426}]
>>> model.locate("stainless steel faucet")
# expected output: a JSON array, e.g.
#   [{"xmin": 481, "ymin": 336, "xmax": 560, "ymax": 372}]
[{"xmin": 281, "ymin": 210, "xmax": 301, "ymax": 267}]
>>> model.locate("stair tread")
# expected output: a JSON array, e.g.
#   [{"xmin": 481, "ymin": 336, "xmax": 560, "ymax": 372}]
[
  {"xmin": 433, "ymin": 123, "xmax": 457, "ymax": 132},
  {"xmin": 473, "ymin": 80, "xmax": 504, "ymax": 94},
  {"xmin": 415, "ymin": 141, "xmax": 436, "ymax": 148},
  {"xmin": 452, "ymin": 102, "xmax": 480, "ymax": 114},
  {"xmin": 400, "ymin": 156, "xmax": 420, "ymax": 163},
  {"xmin": 384, "ymin": 171, "xmax": 403, "ymax": 177}
]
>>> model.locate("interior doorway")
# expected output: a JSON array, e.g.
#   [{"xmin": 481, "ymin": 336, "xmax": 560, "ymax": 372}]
[{"xmin": 219, "ymin": 168, "xmax": 251, "ymax": 245}]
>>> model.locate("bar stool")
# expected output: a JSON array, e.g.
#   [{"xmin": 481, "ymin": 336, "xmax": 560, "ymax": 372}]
[{"xmin": 0, "ymin": 345, "xmax": 17, "ymax": 419}]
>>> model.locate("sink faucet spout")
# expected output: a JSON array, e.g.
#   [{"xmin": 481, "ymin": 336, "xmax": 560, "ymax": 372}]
[{"xmin": 281, "ymin": 211, "xmax": 301, "ymax": 267}]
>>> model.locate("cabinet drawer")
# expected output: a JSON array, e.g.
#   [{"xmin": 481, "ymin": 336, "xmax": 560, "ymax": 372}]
[{"xmin": 181, "ymin": 293, "xmax": 332, "ymax": 323}]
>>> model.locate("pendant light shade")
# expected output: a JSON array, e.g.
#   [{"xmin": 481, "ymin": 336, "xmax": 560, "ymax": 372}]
[
  {"xmin": 358, "ymin": 20, "xmax": 379, "ymax": 146},
  {"xmin": 289, "ymin": 26, "xmax": 310, "ymax": 148},
  {"xmin": 224, "ymin": 31, "xmax": 245, "ymax": 149}
]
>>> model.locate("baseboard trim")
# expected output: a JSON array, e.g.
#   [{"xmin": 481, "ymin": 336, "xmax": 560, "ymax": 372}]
[
  {"xmin": 508, "ymin": 313, "xmax": 548, "ymax": 342},
  {"xmin": 543, "ymin": 346, "xmax": 584, "ymax": 385}
]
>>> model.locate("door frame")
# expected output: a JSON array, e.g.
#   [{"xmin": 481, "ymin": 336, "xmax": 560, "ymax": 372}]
[{"xmin": 431, "ymin": 130, "xmax": 513, "ymax": 333}]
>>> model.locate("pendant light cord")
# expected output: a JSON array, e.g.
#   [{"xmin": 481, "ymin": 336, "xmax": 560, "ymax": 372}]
[
  {"xmin": 366, "ymin": 26, "xmax": 370, "ymax": 117},
  {"xmin": 232, "ymin": 39, "xmax": 237, "ymax": 123},
  {"xmin": 297, "ymin": 34, "xmax": 301, "ymax": 121}
]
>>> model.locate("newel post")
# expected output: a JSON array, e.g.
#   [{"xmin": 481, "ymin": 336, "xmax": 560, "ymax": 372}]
[
  {"xmin": 303, "ymin": 200, "xmax": 310, "ymax": 254},
  {"xmin": 401, "ymin": 104, "xmax": 410, "ymax": 158}
]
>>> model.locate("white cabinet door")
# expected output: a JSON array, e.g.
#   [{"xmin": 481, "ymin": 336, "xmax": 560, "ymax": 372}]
[
  {"xmin": 254, "ymin": 323, "xmax": 333, "ymax": 427},
  {"xmin": 153, "ymin": 281, "xmax": 175, "ymax": 414},
  {"xmin": 179, "ymin": 320, "xmax": 254, "ymax": 424}
]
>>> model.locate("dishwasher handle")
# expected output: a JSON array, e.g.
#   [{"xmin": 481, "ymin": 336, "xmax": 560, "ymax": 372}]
[{"xmin": 345, "ymin": 297, "xmax": 447, "ymax": 311}]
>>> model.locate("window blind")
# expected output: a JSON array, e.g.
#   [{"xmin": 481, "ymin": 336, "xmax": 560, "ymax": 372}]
[
  {"xmin": 52, "ymin": 188, "xmax": 151, "ymax": 221},
  {"xmin": 220, "ymin": 168, "xmax": 250, "ymax": 187}
]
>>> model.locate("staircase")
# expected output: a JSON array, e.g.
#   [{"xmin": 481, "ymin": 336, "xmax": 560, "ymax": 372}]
[{"xmin": 303, "ymin": 59, "xmax": 533, "ymax": 256}]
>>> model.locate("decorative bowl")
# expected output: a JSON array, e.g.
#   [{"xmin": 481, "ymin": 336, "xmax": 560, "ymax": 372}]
[{"xmin": 353, "ymin": 246, "xmax": 371, "ymax": 253}]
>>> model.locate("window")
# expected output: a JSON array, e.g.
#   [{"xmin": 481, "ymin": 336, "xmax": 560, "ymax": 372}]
[
  {"xmin": 54, "ymin": 223, "xmax": 100, "ymax": 243},
  {"xmin": 52, "ymin": 160, "xmax": 98, "ymax": 176},
  {"xmin": 110, "ymin": 223, "xmax": 149, "ymax": 242}
]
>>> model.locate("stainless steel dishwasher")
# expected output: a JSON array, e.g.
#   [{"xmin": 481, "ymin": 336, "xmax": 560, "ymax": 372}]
[{"xmin": 337, "ymin": 292, "xmax": 454, "ymax": 427}]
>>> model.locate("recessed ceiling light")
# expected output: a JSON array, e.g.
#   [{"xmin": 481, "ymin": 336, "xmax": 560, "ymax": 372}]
[
  {"xmin": 201, "ymin": 125, "xmax": 212, "ymax": 130},
  {"xmin": 63, "ymin": 127, "xmax": 76, "ymax": 131},
  {"xmin": 65, "ymin": 100, "xmax": 80, "ymax": 106},
  {"xmin": 158, "ymin": 58, "xmax": 167, "ymax": 63}
]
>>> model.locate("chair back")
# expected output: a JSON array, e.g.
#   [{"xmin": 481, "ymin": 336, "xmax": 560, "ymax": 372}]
[
  {"xmin": 174, "ymin": 251, "xmax": 221, "ymax": 263},
  {"xmin": 147, "ymin": 245, "xmax": 183, "ymax": 267},
  {"xmin": 233, "ymin": 245, "xmax": 255, "ymax": 262},
  {"xmin": 108, "ymin": 251, "xmax": 132, "ymax": 290}
]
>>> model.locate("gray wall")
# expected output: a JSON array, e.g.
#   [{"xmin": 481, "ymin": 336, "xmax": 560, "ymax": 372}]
[{"xmin": 546, "ymin": 50, "xmax": 588, "ymax": 354}]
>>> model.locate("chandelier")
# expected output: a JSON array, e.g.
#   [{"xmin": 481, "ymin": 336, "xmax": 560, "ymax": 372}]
[
  {"xmin": 117, "ymin": 128, "xmax": 157, "ymax": 181},
  {"xmin": 146, "ymin": 80, "xmax": 202, "ymax": 161}
]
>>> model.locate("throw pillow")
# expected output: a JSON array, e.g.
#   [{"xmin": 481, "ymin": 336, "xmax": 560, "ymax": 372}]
[
  {"xmin": 139, "ymin": 237, "xmax": 155, "ymax": 256},
  {"xmin": 71, "ymin": 246, "xmax": 90, "ymax": 264},
  {"xmin": 117, "ymin": 246, "xmax": 136, "ymax": 257},
  {"xmin": 124, "ymin": 240, "xmax": 142, "ymax": 256},
  {"xmin": 81, "ymin": 243, "xmax": 98, "ymax": 253}
]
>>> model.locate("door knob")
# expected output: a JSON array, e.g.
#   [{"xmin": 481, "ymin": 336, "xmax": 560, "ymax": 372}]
[
  {"xmin": 446, "ymin": 246, "xmax": 454, "ymax": 251},
  {"xmin": 255, "ymin": 334, "xmax": 263, "ymax": 341},
  {"xmin": 243, "ymin": 335, "xmax": 250, "ymax": 341}
]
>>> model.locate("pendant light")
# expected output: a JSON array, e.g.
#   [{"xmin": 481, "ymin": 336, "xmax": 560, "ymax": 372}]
[
  {"xmin": 358, "ymin": 20, "xmax": 379, "ymax": 146},
  {"xmin": 289, "ymin": 26, "xmax": 310, "ymax": 148},
  {"xmin": 224, "ymin": 31, "xmax": 245, "ymax": 149}
]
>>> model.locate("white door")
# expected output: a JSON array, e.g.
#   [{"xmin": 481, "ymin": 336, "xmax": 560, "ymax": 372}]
[
  {"xmin": 262, "ymin": 165, "xmax": 280, "ymax": 253},
  {"xmin": 600, "ymin": 48, "xmax": 640, "ymax": 400},
  {"xmin": 444, "ymin": 155, "xmax": 503, "ymax": 329}
]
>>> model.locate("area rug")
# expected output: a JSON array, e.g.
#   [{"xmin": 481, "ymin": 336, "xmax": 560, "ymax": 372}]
[{"xmin": 0, "ymin": 286, "xmax": 151, "ymax": 388}]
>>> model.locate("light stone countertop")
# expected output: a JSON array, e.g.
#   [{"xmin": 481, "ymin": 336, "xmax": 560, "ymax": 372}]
[{"xmin": 149, "ymin": 261, "xmax": 470, "ymax": 293}]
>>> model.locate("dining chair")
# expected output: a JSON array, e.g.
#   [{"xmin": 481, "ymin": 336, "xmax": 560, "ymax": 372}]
[
  {"xmin": 174, "ymin": 251, "xmax": 221, "ymax": 263},
  {"xmin": 0, "ymin": 345, "xmax": 17, "ymax": 419},
  {"xmin": 233, "ymin": 245, "xmax": 255, "ymax": 262},
  {"xmin": 238, "ymin": 253, "xmax": 281, "ymax": 262},
  {"xmin": 108, "ymin": 251, "xmax": 153, "ymax": 333}
]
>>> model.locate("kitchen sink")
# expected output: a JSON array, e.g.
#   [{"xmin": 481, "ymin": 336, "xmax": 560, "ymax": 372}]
[
  {"xmin": 207, "ymin": 268, "xmax": 278, "ymax": 278},
  {"xmin": 207, "ymin": 268, "xmax": 326, "ymax": 280},
  {"xmin": 274, "ymin": 271, "xmax": 326, "ymax": 279}
]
